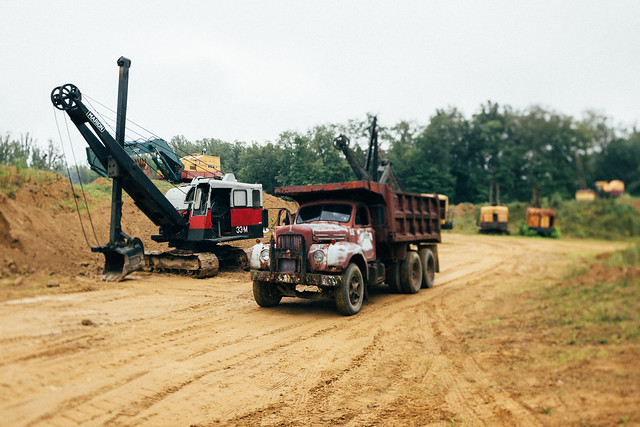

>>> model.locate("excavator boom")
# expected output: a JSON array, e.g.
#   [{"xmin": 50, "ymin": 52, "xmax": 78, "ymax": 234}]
[{"xmin": 51, "ymin": 59, "xmax": 265, "ymax": 281}]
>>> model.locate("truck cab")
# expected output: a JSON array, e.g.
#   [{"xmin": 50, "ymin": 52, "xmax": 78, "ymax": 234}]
[{"xmin": 250, "ymin": 199, "xmax": 380, "ymax": 316}]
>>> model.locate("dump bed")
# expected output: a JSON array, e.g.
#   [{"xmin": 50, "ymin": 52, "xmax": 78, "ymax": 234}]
[{"xmin": 275, "ymin": 181, "xmax": 441, "ymax": 244}]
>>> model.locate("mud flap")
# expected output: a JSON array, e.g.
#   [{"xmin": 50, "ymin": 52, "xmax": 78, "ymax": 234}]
[{"xmin": 92, "ymin": 238, "xmax": 145, "ymax": 282}]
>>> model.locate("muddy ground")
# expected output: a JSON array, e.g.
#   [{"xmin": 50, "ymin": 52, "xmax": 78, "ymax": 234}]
[{"xmin": 0, "ymin": 178, "xmax": 638, "ymax": 425}]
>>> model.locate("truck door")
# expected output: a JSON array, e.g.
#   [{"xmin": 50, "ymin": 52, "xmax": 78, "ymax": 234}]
[
  {"xmin": 355, "ymin": 205, "xmax": 376, "ymax": 260},
  {"xmin": 191, "ymin": 184, "xmax": 209, "ymax": 217},
  {"xmin": 188, "ymin": 183, "xmax": 212, "ymax": 240}
]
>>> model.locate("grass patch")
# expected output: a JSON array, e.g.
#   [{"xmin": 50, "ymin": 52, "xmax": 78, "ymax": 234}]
[
  {"xmin": 536, "ymin": 252, "xmax": 640, "ymax": 347},
  {"xmin": 451, "ymin": 197, "xmax": 640, "ymax": 241},
  {"xmin": 470, "ymin": 241, "xmax": 640, "ymax": 369},
  {"xmin": 605, "ymin": 240, "xmax": 640, "ymax": 267},
  {"xmin": 72, "ymin": 178, "xmax": 175, "ymax": 210},
  {"xmin": 0, "ymin": 165, "xmax": 62, "ymax": 196},
  {"xmin": 65, "ymin": 178, "xmax": 113, "ymax": 212},
  {"xmin": 556, "ymin": 198, "xmax": 640, "ymax": 240},
  {"xmin": 450, "ymin": 203, "xmax": 479, "ymax": 234}
]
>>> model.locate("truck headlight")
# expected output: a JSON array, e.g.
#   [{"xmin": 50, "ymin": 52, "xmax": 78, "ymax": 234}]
[
  {"xmin": 313, "ymin": 250, "xmax": 325, "ymax": 263},
  {"xmin": 260, "ymin": 248, "xmax": 270, "ymax": 262}
]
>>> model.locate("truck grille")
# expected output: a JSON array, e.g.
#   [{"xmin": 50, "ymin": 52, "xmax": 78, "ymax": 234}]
[
  {"xmin": 278, "ymin": 234, "xmax": 302, "ymax": 250},
  {"xmin": 277, "ymin": 259, "xmax": 297, "ymax": 273}
]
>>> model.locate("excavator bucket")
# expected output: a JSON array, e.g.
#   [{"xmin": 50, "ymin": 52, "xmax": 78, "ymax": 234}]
[{"xmin": 94, "ymin": 238, "xmax": 145, "ymax": 282}]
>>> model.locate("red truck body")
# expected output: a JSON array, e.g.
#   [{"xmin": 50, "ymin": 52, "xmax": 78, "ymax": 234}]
[{"xmin": 249, "ymin": 180, "xmax": 441, "ymax": 315}]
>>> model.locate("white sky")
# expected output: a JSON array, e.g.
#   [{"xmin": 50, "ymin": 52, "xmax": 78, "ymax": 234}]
[{"xmin": 1, "ymin": 0, "xmax": 639, "ymax": 161}]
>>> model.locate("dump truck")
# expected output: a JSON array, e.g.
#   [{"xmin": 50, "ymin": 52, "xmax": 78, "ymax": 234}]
[
  {"xmin": 51, "ymin": 57, "xmax": 265, "ymax": 281},
  {"xmin": 249, "ymin": 118, "xmax": 441, "ymax": 315},
  {"xmin": 249, "ymin": 181, "xmax": 441, "ymax": 315},
  {"xmin": 424, "ymin": 193, "xmax": 453, "ymax": 229}
]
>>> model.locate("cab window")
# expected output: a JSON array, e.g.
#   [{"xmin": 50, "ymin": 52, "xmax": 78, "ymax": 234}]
[
  {"xmin": 355, "ymin": 206, "xmax": 370, "ymax": 226},
  {"xmin": 232, "ymin": 190, "xmax": 248, "ymax": 207}
]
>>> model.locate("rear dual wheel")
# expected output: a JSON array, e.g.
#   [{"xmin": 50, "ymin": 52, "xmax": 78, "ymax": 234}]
[
  {"xmin": 419, "ymin": 248, "xmax": 436, "ymax": 289},
  {"xmin": 400, "ymin": 251, "xmax": 422, "ymax": 294}
]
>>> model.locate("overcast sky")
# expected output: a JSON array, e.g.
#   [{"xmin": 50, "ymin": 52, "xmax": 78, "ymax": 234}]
[{"xmin": 1, "ymin": 1, "xmax": 639, "ymax": 160}]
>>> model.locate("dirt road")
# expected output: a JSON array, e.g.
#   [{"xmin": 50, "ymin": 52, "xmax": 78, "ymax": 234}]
[{"xmin": 0, "ymin": 234, "xmax": 629, "ymax": 425}]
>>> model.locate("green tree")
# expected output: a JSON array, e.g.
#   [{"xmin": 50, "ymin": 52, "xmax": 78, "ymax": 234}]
[
  {"xmin": 593, "ymin": 131, "xmax": 640, "ymax": 195},
  {"xmin": 68, "ymin": 165, "xmax": 100, "ymax": 185},
  {"xmin": 306, "ymin": 124, "xmax": 354, "ymax": 184},
  {"xmin": 0, "ymin": 133, "xmax": 65, "ymax": 172},
  {"xmin": 238, "ymin": 142, "xmax": 285, "ymax": 193}
]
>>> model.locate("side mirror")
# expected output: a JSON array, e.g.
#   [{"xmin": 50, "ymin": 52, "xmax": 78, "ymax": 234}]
[
  {"xmin": 262, "ymin": 209, "xmax": 269, "ymax": 234},
  {"xmin": 276, "ymin": 208, "xmax": 293, "ymax": 226},
  {"xmin": 261, "ymin": 208, "xmax": 293, "ymax": 234}
]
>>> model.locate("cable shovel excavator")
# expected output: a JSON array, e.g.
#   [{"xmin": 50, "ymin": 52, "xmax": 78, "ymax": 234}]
[{"xmin": 51, "ymin": 57, "xmax": 266, "ymax": 281}]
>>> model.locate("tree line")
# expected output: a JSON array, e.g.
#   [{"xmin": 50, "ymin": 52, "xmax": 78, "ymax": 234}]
[
  {"xmin": 2, "ymin": 101, "xmax": 639, "ymax": 203},
  {"xmin": 170, "ymin": 102, "xmax": 640, "ymax": 203},
  {"xmin": 0, "ymin": 132, "xmax": 101, "ymax": 185},
  {"xmin": 0, "ymin": 133, "xmax": 65, "ymax": 173}
]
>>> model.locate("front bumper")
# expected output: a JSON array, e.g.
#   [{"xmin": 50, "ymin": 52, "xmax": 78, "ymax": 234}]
[{"xmin": 250, "ymin": 269, "xmax": 343, "ymax": 287}]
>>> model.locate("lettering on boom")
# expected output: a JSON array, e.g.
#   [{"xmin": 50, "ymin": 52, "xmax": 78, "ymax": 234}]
[{"xmin": 86, "ymin": 111, "xmax": 106, "ymax": 133}]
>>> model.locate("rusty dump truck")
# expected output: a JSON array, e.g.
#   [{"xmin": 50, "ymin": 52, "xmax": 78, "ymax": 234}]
[{"xmin": 249, "ymin": 180, "xmax": 441, "ymax": 315}]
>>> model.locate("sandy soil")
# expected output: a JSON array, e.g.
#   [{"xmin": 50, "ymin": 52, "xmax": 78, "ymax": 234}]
[
  {"xmin": 1, "ymin": 178, "xmax": 638, "ymax": 425},
  {"xmin": 1, "ymin": 232, "xmax": 636, "ymax": 426}
]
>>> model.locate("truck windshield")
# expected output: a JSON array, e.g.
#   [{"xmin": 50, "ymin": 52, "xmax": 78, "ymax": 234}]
[{"xmin": 296, "ymin": 203, "xmax": 352, "ymax": 224}]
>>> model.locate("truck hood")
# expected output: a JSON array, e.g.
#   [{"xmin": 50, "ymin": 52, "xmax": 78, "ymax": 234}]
[{"xmin": 276, "ymin": 222, "xmax": 349, "ymax": 244}]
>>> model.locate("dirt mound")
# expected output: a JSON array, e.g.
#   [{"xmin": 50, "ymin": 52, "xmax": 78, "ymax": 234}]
[
  {"xmin": 0, "ymin": 177, "xmax": 98, "ymax": 279},
  {"xmin": 0, "ymin": 177, "xmax": 297, "ymax": 279},
  {"xmin": 452, "ymin": 202, "xmax": 476, "ymax": 219},
  {"xmin": 0, "ymin": 208, "xmax": 22, "ymax": 250},
  {"xmin": 263, "ymin": 192, "xmax": 297, "ymax": 212},
  {"xmin": 569, "ymin": 261, "xmax": 640, "ymax": 287}
]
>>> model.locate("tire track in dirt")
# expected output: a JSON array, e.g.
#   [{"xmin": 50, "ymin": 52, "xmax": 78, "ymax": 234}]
[
  {"xmin": 223, "ymin": 235, "xmax": 555, "ymax": 425},
  {"xmin": 3, "ymin": 236, "xmax": 505, "ymax": 426},
  {"xmin": 1, "ymin": 234, "xmax": 622, "ymax": 425},
  {"xmin": 418, "ymin": 235, "xmax": 543, "ymax": 423},
  {"xmin": 4, "ymin": 300, "xmax": 349, "ymax": 425}
]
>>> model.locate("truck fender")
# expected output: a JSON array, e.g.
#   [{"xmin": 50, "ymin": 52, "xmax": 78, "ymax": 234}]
[
  {"xmin": 249, "ymin": 242, "xmax": 270, "ymax": 270},
  {"xmin": 319, "ymin": 242, "xmax": 367, "ymax": 281}
]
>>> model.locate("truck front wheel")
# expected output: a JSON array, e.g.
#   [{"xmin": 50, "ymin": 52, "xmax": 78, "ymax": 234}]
[
  {"xmin": 253, "ymin": 281, "xmax": 282, "ymax": 307},
  {"xmin": 336, "ymin": 263, "xmax": 364, "ymax": 316},
  {"xmin": 400, "ymin": 251, "xmax": 423, "ymax": 294}
]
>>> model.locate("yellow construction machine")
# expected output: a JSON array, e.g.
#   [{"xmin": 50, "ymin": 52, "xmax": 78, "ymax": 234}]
[
  {"xmin": 423, "ymin": 194, "xmax": 453, "ymax": 229},
  {"xmin": 478, "ymin": 181, "xmax": 509, "ymax": 234},
  {"xmin": 523, "ymin": 186, "xmax": 557, "ymax": 237},
  {"xmin": 595, "ymin": 180, "xmax": 625, "ymax": 197},
  {"xmin": 180, "ymin": 152, "xmax": 222, "ymax": 181},
  {"xmin": 525, "ymin": 207, "xmax": 557, "ymax": 236}
]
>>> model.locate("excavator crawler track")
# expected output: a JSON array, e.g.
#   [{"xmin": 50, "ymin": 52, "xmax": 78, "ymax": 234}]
[
  {"xmin": 143, "ymin": 245, "xmax": 249, "ymax": 278},
  {"xmin": 145, "ymin": 250, "xmax": 219, "ymax": 278}
]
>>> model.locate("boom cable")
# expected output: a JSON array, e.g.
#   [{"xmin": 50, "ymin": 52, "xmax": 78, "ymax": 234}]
[
  {"xmin": 52, "ymin": 107, "xmax": 100, "ymax": 248},
  {"xmin": 82, "ymin": 94, "xmax": 201, "ymax": 197},
  {"xmin": 84, "ymin": 93, "xmax": 205, "ymax": 171}
]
